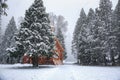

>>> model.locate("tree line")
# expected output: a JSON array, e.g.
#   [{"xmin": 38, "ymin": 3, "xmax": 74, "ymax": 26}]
[{"xmin": 72, "ymin": 0, "xmax": 120, "ymax": 66}]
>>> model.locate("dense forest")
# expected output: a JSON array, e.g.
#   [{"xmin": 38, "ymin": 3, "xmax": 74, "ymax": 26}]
[{"xmin": 72, "ymin": 0, "xmax": 120, "ymax": 66}]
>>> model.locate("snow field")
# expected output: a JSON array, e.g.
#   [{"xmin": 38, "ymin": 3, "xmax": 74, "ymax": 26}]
[{"xmin": 0, "ymin": 64, "xmax": 120, "ymax": 80}]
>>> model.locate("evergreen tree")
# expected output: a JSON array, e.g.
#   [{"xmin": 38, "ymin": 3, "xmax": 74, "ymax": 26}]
[
  {"xmin": 0, "ymin": 0, "xmax": 8, "ymax": 35},
  {"xmin": 72, "ymin": 8, "xmax": 87, "ymax": 63},
  {"xmin": 15, "ymin": 0, "xmax": 55, "ymax": 67},
  {"xmin": 81, "ymin": 8, "xmax": 96, "ymax": 65},
  {"xmin": 90, "ymin": 11, "xmax": 106, "ymax": 65},
  {"xmin": 78, "ymin": 8, "xmax": 107, "ymax": 65},
  {"xmin": 78, "ymin": 23, "xmax": 90, "ymax": 65},
  {"xmin": 97, "ymin": 0, "xmax": 117, "ymax": 65},
  {"xmin": 0, "ymin": 0, "xmax": 8, "ymax": 62},
  {"xmin": 72, "ymin": 0, "xmax": 118, "ymax": 66},
  {"xmin": 113, "ymin": 0, "xmax": 120, "ymax": 65},
  {"xmin": 0, "ymin": 26, "xmax": 2, "ymax": 43},
  {"xmin": 0, "ymin": 17, "xmax": 17, "ymax": 64},
  {"xmin": 0, "ymin": 0, "xmax": 7, "ymax": 43}
]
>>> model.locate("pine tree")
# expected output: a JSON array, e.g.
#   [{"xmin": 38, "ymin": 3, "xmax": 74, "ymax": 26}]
[
  {"xmin": 90, "ymin": 11, "xmax": 107, "ymax": 65},
  {"xmin": 113, "ymin": 0, "xmax": 120, "ymax": 65},
  {"xmin": 0, "ymin": 0, "xmax": 8, "ymax": 61},
  {"xmin": 83, "ymin": 8, "xmax": 96, "ymax": 65},
  {"xmin": 0, "ymin": 27, "xmax": 2, "ymax": 62},
  {"xmin": 72, "ymin": 8, "xmax": 87, "ymax": 63},
  {"xmin": 78, "ymin": 23, "xmax": 90, "ymax": 65},
  {"xmin": 0, "ymin": 0, "xmax": 7, "ymax": 44},
  {"xmin": 97, "ymin": 0, "xmax": 117, "ymax": 65},
  {"xmin": 15, "ymin": 0, "xmax": 55, "ymax": 67},
  {"xmin": 0, "ymin": 0, "xmax": 2, "ymax": 43},
  {"xmin": 77, "ymin": 9, "xmax": 96, "ymax": 65},
  {"xmin": 0, "ymin": 17, "xmax": 17, "ymax": 64},
  {"xmin": 0, "ymin": 12, "xmax": 2, "ymax": 62},
  {"xmin": 0, "ymin": 25, "xmax": 2, "ymax": 43}
]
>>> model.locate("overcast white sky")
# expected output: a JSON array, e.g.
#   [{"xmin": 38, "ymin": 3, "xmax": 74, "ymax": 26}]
[{"xmin": 2, "ymin": 0, "xmax": 118, "ymax": 61}]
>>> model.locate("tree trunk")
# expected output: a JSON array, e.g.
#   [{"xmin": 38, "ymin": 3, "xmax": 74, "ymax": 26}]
[
  {"xmin": 110, "ymin": 51, "xmax": 115, "ymax": 66},
  {"xmin": 32, "ymin": 53, "xmax": 38, "ymax": 67}
]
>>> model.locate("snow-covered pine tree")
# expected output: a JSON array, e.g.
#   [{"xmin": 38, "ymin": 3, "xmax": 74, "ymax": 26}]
[
  {"xmin": 0, "ymin": 0, "xmax": 8, "ymax": 45},
  {"xmin": 0, "ymin": 0, "xmax": 3, "ymax": 62},
  {"xmin": 0, "ymin": 0, "xmax": 8, "ymax": 61},
  {"xmin": 0, "ymin": 0, "xmax": 8, "ymax": 40},
  {"xmin": 97, "ymin": 0, "xmax": 117, "ymax": 65},
  {"xmin": 113, "ymin": 0, "xmax": 120, "ymax": 65},
  {"xmin": 15, "ymin": 0, "xmax": 55, "ymax": 67},
  {"xmin": 72, "ymin": 8, "xmax": 87, "ymax": 63},
  {"xmin": 0, "ymin": 22, "xmax": 2, "ymax": 43},
  {"xmin": 78, "ymin": 23, "xmax": 90, "ymax": 65},
  {"xmin": 0, "ymin": 26, "xmax": 2, "ymax": 62},
  {"xmin": 78, "ymin": 9, "xmax": 96, "ymax": 65},
  {"xmin": 0, "ymin": 1, "xmax": 2, "ymax": 43},
  {"xmin": 89, "ymin": 10, "xmax": 107, "ymax": 65},
  {"xmin": 0, "ymin": 17, "xmax": 17, "ymax": 64},
  {"xmin": 84, "ymin": 8, "xmax": 96, "ymax": 65}
]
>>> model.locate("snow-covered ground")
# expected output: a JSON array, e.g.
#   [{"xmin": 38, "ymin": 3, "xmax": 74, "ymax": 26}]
[{"xmin": 0, "ymin": 63, "xmax": 120, "ymax": 80}]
